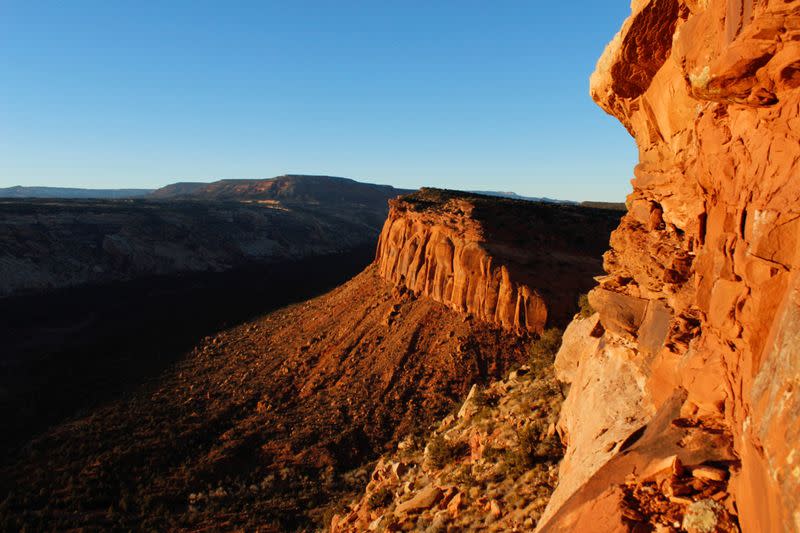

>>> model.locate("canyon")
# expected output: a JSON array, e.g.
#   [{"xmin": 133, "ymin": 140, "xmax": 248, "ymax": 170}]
[
  {"xmin": 5, "ymin": 0, "xmax": 799, "ymax": 529},
  {"xmin": 0, "ymin": 175, "xmax": 408, "ymax": 298},
  {"xmin": 0, "ymin": 190, "xmax": 619, "ymax": 530}
]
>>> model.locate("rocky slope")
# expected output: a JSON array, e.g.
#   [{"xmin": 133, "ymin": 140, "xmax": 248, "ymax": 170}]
[
  {"xmin": 331, "ymin": 358, "xmax": 565, "ymax": 533},
  {"xmin": 0, "ymin": 178, "xmax": 398, "ymax": 297},
  {"xmin": 539, "ymin": 1, "xmax": 800, "ymax": 532},
  {"xmin": 376, "ymin": 189, "xmax": 621, "ymax": 333},
  {"xmin": 0, "ymin": 266, "xmax": 529, "ymax": 531}
]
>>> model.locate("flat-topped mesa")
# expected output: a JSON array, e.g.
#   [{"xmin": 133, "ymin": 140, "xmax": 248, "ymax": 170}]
[
  {"xmin": 375, "ymin": 189, "xmax": 621, "ymax": 334},
  {"xmin": 541, "ymin": 1, "xmax": 800, "ymax": 532}
]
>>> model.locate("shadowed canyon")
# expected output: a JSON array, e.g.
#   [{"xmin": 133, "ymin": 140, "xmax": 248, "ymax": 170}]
[{"xmin": 0, "ymin": 185, "xmax": 620, "ymax": 530}]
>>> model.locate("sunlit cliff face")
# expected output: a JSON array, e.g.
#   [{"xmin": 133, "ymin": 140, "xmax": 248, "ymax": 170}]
[{"xmin": 568, "ymin": 0, "xmax": 800, "ymax": 531}]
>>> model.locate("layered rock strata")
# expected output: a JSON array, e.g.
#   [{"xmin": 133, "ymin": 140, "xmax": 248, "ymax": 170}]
[
  {"xmin": 376, "ymin": 189, "xmax": 621, "ymax": 333},
  {"xmin": 541, "ymin": 1, "xmax": 800, "ymax": 531},
  {"xmin": 0, "ymin": 196, "xmax": 385, "ymax": 297}
]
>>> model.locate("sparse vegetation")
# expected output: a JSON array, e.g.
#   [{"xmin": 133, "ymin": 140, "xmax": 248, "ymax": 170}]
[
  {"xmin": 472, "ymin": 387, "xmax": 499, "ymax": 409},
  {"xmin": 503, "ymin": 423, "xmax": 563, "ymax": 477},
  {"xmin": 528, "ymin": 328, "xmax": 563, "ymax": 375},
  {"xmin": 336, "ymin": 345, "xmax": 568, "ymax": 531},
  {"xmin": 367, "ymin": 486, "xmax": 394, "ymax": 509},
  {"xmin": 426, "ymin": 435, "xmax": 470, "ymax": 469},
  {"xmin": 447, "ymin": 463, "xmax": 478, "ymax": 486},
  {"xmin": 578, "ymin": 293, "xmax": 595, "ymax": 318}
]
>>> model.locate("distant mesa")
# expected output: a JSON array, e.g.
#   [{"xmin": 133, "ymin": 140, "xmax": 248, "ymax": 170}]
[
  {"xmin": 0, "ymin": 175, "xmax": 413, "ymax": 203},
  {"xmin": 145, "ymin": 181, "xmax": 207, "ymax": 198},
  {"xmin": 148, "ymin": 174, "xmax": 413, "ymax": 205}
]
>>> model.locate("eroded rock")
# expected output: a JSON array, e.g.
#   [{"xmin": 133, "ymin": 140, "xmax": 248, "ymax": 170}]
[
  {"xmin": 541, "ymin": 1, "xmax": 800, "ymax": 531},
  {"xmin": 375, "ymin": 189, "xmax": 621, "ymax": 333}
]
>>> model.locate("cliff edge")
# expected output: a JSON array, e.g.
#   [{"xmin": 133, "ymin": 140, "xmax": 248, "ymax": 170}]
[
  {"xmin": 541, "ymin": 1, "xmax": 800, "ymax": 531},
  {"xmin": 376, "ymin": 189, "xmax": 620, "ymax": 333}
]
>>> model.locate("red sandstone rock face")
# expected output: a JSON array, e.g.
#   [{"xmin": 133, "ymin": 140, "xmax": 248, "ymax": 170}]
[
  {"xmin": 375, "ymin": 189, "xmax": 621, "ymax": 333},
  {"xmin": 542, "ymin": 1, "xmax": 800, "ymax": 531},
  {"xmin": 377, "ymin": 198, "xmax": 546, "ymax": 333}
]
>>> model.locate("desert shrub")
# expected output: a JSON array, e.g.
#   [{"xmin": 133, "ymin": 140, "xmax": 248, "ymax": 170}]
[
  {"xmin": 367, "ymin": 486, "xmax": 394, "ymax": 509},
  {"xmin": 427, "ymin": 435, "xmax": 469, "ymax": 469},
  {"xmin": 448, "ymin": 464, "xmax": 477, "ymax": 486},
  {"xmin": 472, "ymin": 387, "xmax": 498, "ymax": 409},
  {"xmin": 504, "ymin": 423, "xmax": 564, "ymax": 476},
  {"xmin": 577, "ymin": 293, "xmax": 595, "ymax": 318},
  {"xmin": 528, "ymin": 328, "xmax": 563, "ymax": 375},
  {"xmin": 482, "ymin": 445, "xmax": 505, "ymax": 464}
]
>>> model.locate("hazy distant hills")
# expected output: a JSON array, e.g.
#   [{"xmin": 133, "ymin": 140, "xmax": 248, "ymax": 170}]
[
  {"xmin": 468, "ymin": 190, "xmax": 577, "ymax": 204},
  {"xmin": 1, "ymin": 175, "xmax": 413, "ymax": 203},
  {"xmin": 1, "ymin": 178, "xmax": 603, "ymax": 206},
  {"xmin": 0, "ymin": 186, "xmax": 153, "ymax": 199}
]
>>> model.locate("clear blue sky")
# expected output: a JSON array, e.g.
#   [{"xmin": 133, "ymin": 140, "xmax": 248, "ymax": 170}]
[{"xmin": 0, "ymin": 1, "xmax": 637, "ymax": 201}]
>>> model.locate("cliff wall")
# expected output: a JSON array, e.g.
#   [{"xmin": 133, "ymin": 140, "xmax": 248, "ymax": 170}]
[
  {"xmin": 375, "ymin": 189, "xmax": 621, "ymax": 333},
  {"xmin": 541, "ymin": 1, "xmax": 800, "ymax": 531}
]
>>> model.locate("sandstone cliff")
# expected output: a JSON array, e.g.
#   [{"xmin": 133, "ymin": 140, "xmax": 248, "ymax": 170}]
[
  {"xmin": 540, "ymin": 1, "xmax": 800, "ymax": 531},
  {"xmin": 376, "ymin": 189, "xmax": 620, "ymax": 333}
]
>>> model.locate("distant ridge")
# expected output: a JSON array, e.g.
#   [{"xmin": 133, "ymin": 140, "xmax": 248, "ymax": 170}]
[
  {"xmin": 145, "ymin": 182, "xmax": 207, "ymax": 198},
  {"xmin": 0, "ymin": 186, "xmax": 152, "ymax": 199},
  {"xmin": 148, "ymin": 174, "xmax": 413, "ymax": 204},
  {"xmin": 468, "ymin": 190, "xmax": 578, "ymax": 204}
]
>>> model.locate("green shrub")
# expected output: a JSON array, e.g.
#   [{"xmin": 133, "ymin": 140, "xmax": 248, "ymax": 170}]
[
  {"xmin": 578, "ymin": 293, "xmax": 595, "ymax": 318},
  {"xmin": 504, "ymin": 423, "xmax": 563, "ymax": 476},
  {"xmin": 427, "ymin": 435, "xmax": 469, "ymax": 469},
  {"xmin": 528, "ymin": 328, "xmax": 563, "ymax": 375},
  {"xmin": 367, "ymin": 486, "xmax": 394, "ymax": 509},
  {"xmin": 447, "ymin": 464, "xmax": 476, "ymax": 486}
]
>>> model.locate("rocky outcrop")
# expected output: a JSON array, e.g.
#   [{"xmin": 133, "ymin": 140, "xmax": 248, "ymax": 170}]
[
  {"xmin": 376, "ymin": 189, "xmax": 621, "ymax": 333},
  {"xmin": 331, "ymin": 360, "xmax": 564, "ymax": 532},
  {"xmin": 541, "ymin": 1, "xmax": 800, "ymax": 531}
]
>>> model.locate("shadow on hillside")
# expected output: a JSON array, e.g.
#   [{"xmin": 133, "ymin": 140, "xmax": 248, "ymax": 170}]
[{"xmin": 0, "ymin": 245, "xmax": 375, "ymax": 454}]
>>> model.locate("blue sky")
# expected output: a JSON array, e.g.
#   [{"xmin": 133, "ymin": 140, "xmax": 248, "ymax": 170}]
[{"xmin": 0, "ymin": 1, "xmax": 636, "ymax": 201}]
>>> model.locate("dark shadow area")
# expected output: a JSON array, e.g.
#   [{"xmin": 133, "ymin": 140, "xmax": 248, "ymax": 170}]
[{"xmin": 0, "ymin": 244, "xmax": 375, "ymax": 454}]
